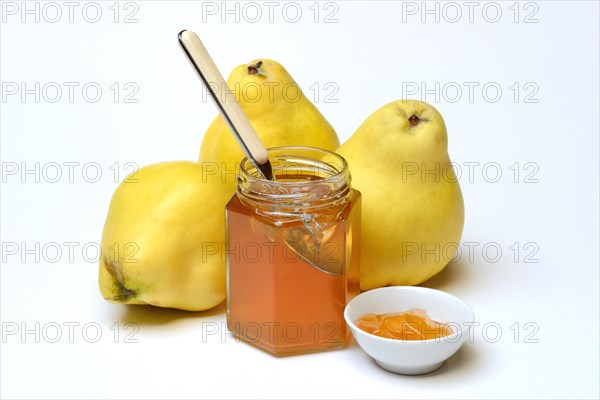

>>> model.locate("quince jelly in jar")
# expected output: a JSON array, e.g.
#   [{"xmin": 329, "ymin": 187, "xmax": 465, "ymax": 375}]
[{"xmin": 226, "ymin": 147, "xmax": 361, "ymax": 356}]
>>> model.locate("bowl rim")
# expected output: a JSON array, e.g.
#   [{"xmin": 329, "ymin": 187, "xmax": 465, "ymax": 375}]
[{"xmin": 344, "ymin": 286, "xmax": 475, "ymax": 344}]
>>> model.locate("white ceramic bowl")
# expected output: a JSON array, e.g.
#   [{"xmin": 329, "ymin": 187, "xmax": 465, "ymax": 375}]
[{"xmin": 344, "ymin": 286, "xmax": 475, "ymax": 375}]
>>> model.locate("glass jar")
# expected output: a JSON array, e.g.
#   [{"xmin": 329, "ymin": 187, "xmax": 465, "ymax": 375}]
[{"xmin": 226, "ymin": 146, "xmax": 361, "ymax": 356}]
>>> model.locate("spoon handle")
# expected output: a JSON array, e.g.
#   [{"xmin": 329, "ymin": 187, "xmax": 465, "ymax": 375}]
[{"xmin": 178, "ymin": 30, "xmax": 272, "ymax": 179}]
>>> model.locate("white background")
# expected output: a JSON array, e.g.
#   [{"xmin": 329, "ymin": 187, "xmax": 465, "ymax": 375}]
[{"xmin": 1, "ymin": 1, "xmax": 599, "ymax": 399}]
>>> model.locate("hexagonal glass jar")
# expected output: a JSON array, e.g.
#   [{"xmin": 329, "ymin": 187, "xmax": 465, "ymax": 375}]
[{"xmin": 226, "ymin": 146, "xmax": 361, "ymax": 356}]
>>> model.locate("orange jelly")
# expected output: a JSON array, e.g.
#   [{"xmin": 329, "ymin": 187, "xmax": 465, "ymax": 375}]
[{"xmin": 357, "ymin": 308, "xmax": 453, "ymax": 341}]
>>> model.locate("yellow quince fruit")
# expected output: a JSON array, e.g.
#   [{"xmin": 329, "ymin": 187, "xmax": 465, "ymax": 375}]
[
  {"xmin": 199, "ymin": 59, "xmax": 339, "ymax": 188},
  {"xmin": 99, "ymin": 161, "xmax": 228, "ymax": 311},
  {"xmin": 337, "ymin": 100, "xmax": 465, "ymax": 290}
]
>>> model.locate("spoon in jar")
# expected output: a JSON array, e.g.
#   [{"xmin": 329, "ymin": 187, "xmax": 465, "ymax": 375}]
[
  {"xmin": 178, "ymin": 30, "xmax": 273, "ymax": 180},
  {"xmin": 178, "ymin": 30, "xmax": 341, "ymax": 275}
]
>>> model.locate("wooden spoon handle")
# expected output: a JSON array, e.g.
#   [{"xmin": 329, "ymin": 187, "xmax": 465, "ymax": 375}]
[{"xmin": 178, "ymin": 30, "xmax": 272, "ymax": 178}]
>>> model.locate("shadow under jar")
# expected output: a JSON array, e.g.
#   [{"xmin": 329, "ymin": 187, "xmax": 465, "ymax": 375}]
[{"xmin": 226, "ymin": 146, "xmax": 361, "ymax": 356}]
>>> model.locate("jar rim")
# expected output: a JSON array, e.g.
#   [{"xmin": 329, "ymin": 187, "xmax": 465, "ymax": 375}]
[{"xmin": 239, "ymin": 146, "xmax": 349, "ymax": 184}]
